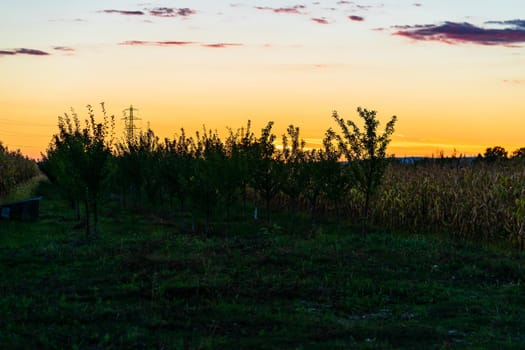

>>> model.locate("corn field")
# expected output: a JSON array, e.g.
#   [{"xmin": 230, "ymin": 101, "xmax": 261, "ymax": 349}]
[{"xmin": 368, "ymin": 161, "xmax": 525, "ymax": 249}]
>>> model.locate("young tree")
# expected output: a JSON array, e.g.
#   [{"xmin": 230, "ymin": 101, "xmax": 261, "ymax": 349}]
[
  {"xmin": 315, "ymin": 128, "xmax": 350, "ymax": 223},
  {"xmin": 280, "ymin": 125, "xmax": 307, "ymax": 226},
  {"xmin": 331, "ymin": 107, "xmax": 397, "ymax": 235},
  {"xmin": 235, "ymin": 121, "xmax": 257, "ymax": 219},
  {"xmin": 190, "ymin": 128, "xmax": 226, "ymax": 233},
  {"xmin": 44, "ymin": 104, "xmax": 114, "ymax": 239},
  {"xmin": 250, "ymin": 122, "xmax": 282, "ymax": 222},
  {"xmin": 224, "ymin": 122, "xmax": 255, "ymax": 220}
]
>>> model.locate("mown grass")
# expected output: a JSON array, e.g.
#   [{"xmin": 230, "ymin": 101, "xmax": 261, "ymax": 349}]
[{"xmin": 1, "ymin": 179, "xmax": 525, "ymax": 349}]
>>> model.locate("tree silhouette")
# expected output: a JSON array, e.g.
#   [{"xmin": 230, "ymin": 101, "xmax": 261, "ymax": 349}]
[
  {"xmin": 331, "ymin": 107, "xmax": 397, "ymax": 235},
  {"xmin": 280, "ymin": 125, "xmax": 307, "ymax": 226},
  {"xmin": 315, "ymin": 128, "xmax": 350, "ymax": 223},
  {"xmin": 484, "ymin": 146, "xmax": 508, "ymax": 162},
  {"xmin": 250, "ymin": 122, "xmax": 282, "ymax": 222},
  {"xmin": 44, "ymin": 104, "xmax": 114, "ymax": 239},
  {"xmin": 512, "ymin": 147, "xmax": 525, "ymax": 159},
  {"xmin": 190, "ymin": 128, "xmax": 226, "ymax": 233}
]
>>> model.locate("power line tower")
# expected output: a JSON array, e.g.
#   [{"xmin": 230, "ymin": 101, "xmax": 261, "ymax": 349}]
[{"xmin": 122, "ymin": 105, "xmax": 141, "ymax": 143}]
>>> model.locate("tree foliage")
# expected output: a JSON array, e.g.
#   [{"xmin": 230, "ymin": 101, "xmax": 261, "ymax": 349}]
[
  {"xmin": 512, "ymin": 147, "xmax": 525, "ymax": 159},
  {"xmin": 484, "ymin": 146, "xmax": 508, "ymax": 162},
  {"xmin": 331, "ymin": 107, "xmax": 397, "ymax": 234},
  {"xmin": 0, "ymin": 143, "xmax": 39, "ymax": 198},
  {"xmin": 42, "ymin": 104, "xmax": 114, "ymax": 238}
]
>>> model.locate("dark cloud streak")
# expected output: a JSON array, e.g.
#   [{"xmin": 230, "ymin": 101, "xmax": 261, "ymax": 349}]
[
  {"xmin": 311, "ymin": 17, "xmax": 330, "ymax": 24},
  {"xmin": 100, "ymin": 9, "xmax": 145, "ymax": 15},
  {"xmin": 201, "ymin": 43, "xmax": 243, "ymax": 48},
  {"xmin": 349, "ymin": 15, "xmax": 364, "ymax": 22},
  {"xmin": 53, "ymin": 46, "xmax": 75, "ymax": 52},
  {"xmin": 486, "ymin": 19, "xmax": 525, "ymax": 29},
  {"xmin": 254, "ymin": 5, "xmax": 307, "ymax": 15},
  {"xmin": 394, "ymin": 21, "xmax": 525, "ymax": 46},
  {"xmin": 148, "ymin": 7, "xmax": 196, "ymax": 17},
  {"xmin": 0, "ymin": 48, "xmax": 50, "ymax": 57},
  {"xmin": 120, "ymin": 41, "xmax": 242, "ymax": 49},
  {"xmin": 120, "ymin": 40, "xmax": 195, "ymax": 46}
]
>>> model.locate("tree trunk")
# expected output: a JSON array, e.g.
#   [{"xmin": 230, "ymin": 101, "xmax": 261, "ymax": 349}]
[
  {"xmin": 84, "ymin": 199, "xmax": 91, "ymax": 238},
  {"xmin": 362, "ymin": 189, "xmax": 370, "ymax": 237},
  {"xmin": 310, "ymin": 194, "xmax": 318, "ymax": 226},
  {"xmin": 242, "ymin": 184, "xmax": 247, "ymax": 220},
  {"xmin": 265, "ymin": 193, "xmax": 271, "ymax": 223},
  {"xmin": 205, "ymin": 203, "xmax": 211, "ymax": 235},
  {"xmin": 93, "ymin": 198, "xmax": 99, "ymax": 239},
  {"xmin": 75, "ymin": 200, "xmax": 81, "ymax": 221}
]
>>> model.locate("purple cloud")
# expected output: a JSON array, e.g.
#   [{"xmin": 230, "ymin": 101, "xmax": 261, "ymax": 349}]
[
  {"xmin": 100, "ymin": 9, "xmax": 145, "ymax": 15},
  {"xmin": 53, "ymin": 46, "xmax": 75, "ymax": 52},
  {"xmin": 148, "ymin": 7, "xmax": 196, "ymax": 17},
  {"xmin": 49, "ymin": 18, "xmax": 87, "ymax": 22},
  {"xmin": 0, "ymin": 48, "xmax": 50, "ymax": 56},
  {"xmin": 349, "ymin": 15, "xmax": 364, "ymax": 22},
  {"xmin": 17, "ymin": 48, "xmax": 50, "ymax": 55},
  {"xmin": 120, "ymin": 40, "xmax": 195, "ymax": 46},
  {"xmin": 356, "ymin": 4, "xmax": 374, "ymax": 10},
  {"xmin": 0, "ymin": 50, "xmax": 16, "ymax": 56},
  {"xmin": 486, "ymin": 19, "xmax": 525, "ymax": 29},
  {"xmin": 311, "ymin": 17, "xmax": 330, "ymax": 24},
  {"xmin": 255, "ymin": 5, "xmax": 307, "ymax": 15},
  {"xmin": 394, "ymin": 21, "xmax": 525, "ymax": 46},
  {"xmin": 120, "ymin": 41, "xmax": 243, "ymax": 49},
  {"xmin": 201, "ymin": 43, "xmax": 243, "ymax": 48}
]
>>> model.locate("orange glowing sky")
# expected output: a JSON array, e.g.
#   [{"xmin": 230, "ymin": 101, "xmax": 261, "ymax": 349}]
[{"xmin": 1, "ymin": 1, "xmax": 524, "ymax": 159}]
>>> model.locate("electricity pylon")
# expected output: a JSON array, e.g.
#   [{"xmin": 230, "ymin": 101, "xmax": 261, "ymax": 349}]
[{"xmin": 122, "ymin": 105, "xmax": 140, "ymax": 143}]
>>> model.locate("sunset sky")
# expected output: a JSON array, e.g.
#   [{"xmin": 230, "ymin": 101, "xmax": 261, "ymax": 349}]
[{"xmin": 1, "ymin": 0, "xmax": 524, "ymax": 158}]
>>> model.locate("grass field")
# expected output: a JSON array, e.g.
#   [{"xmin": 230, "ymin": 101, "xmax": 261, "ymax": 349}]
[{"xmin": 1, "ymin": 179, "xmax": 525, "ymax": 349}]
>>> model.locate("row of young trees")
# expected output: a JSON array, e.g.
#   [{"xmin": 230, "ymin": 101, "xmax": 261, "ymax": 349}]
[
  {"xmin": 40, "ymin": 104, "xmax": 397, "ymax": 238},
  {"xmin": 0, "ymin": 142, "xmax": 39, "ymax": 198}
]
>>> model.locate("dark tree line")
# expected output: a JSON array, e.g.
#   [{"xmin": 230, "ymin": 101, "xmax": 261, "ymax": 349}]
[
  {"xmin": 0, "ymin": 143, "xmax": 39, "ymax": 198},
  {"xmin": 40, "ymin": 104, "xmax": 397, "ymax": 238},
  {"xmin": 479, "ymin": 146, "xmax": 525, "ymax": 162}
]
